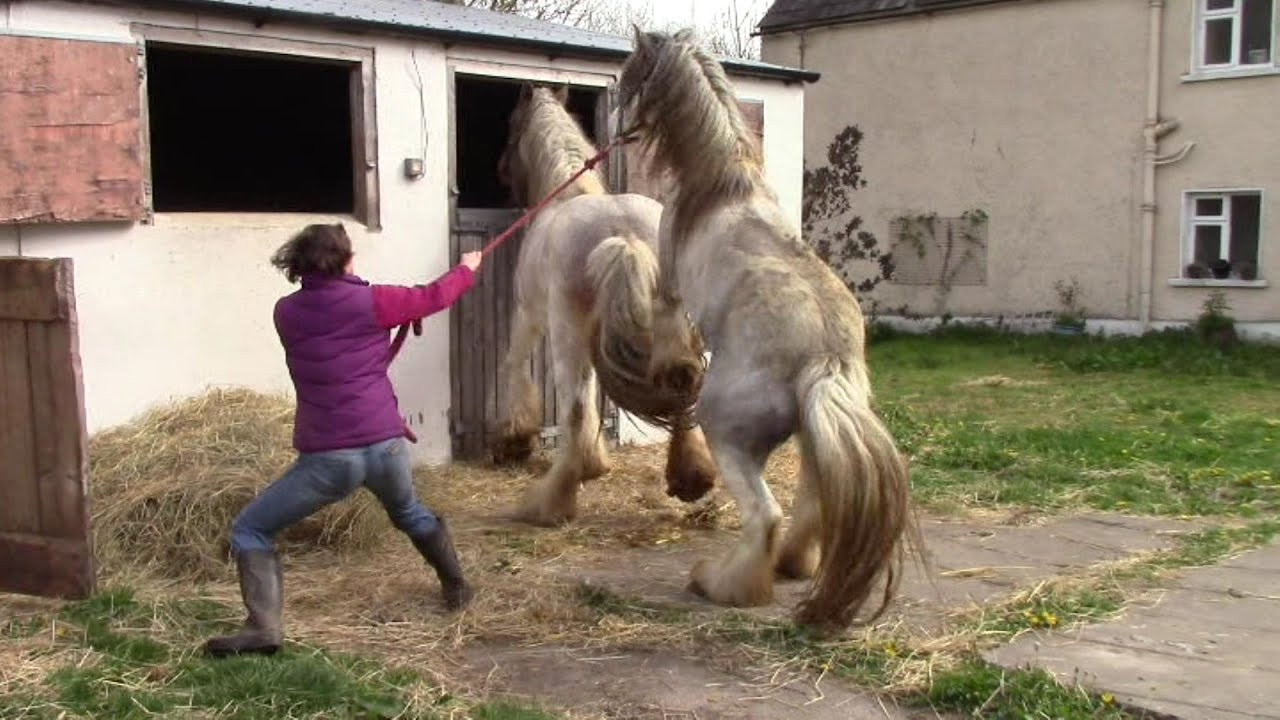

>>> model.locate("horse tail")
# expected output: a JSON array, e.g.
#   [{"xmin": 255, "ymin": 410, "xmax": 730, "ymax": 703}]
[
  {"xmin": 794, "ymin": 357, "xmax": 917, "ymax": 628},
  {"xmin": 585, "ymin": 235, "xmax": 658, "ymax": 341}
]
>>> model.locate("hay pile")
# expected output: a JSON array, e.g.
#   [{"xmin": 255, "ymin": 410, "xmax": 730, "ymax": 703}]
[{"xmin": 90, "ymin": 388, "xmax": 387, "ymax": 581}]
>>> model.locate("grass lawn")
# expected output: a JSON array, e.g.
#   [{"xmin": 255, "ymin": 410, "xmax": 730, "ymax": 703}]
[
  {"xmin": 2, "ymin": 326, "xmax": 1277, "ymax": 719},
  {"xmin": 0, "ymin": 588, "xmax": 555, "ymax": 720},
  {"xmin": 872, "ymin": 326, "xmax": 1280, "ymax": 518}
]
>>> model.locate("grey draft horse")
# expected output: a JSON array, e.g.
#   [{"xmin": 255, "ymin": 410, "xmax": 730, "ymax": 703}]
[
  {"xmin": 492, "ymin": 83, "xmax": 717, "ymax": 526},
  {"xmin": 617, "ymin": 30, "xmax": 921, "ymax": 628}
]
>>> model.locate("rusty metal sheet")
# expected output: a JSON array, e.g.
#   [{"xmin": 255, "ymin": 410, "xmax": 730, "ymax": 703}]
[{"xmin": 0, "ymin": 35, "xmax": 145, "ymax": 224}]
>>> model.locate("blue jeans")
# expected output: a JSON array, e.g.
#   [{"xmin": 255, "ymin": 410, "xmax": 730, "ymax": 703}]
[{"xmin": 230, "ymin": 437, "xmax": 439, "ymax": 555}]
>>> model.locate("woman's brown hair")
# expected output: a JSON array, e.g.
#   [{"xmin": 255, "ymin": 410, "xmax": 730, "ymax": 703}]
[{"xmin": 270, "ymin": 223, "xmax": 354, "ymax": 283}]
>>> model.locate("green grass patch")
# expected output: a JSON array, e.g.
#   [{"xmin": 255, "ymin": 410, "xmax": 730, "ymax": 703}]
[
  {"xmin": 868, "ymin": 329, "xmax": 1280, "ymax": 517},
  {"xmin": 0, "ymin": 585, "xmax": 557, "ymax": 720},
  {"xmin": 921, "ymin": 659, "xmax": 1131, "ymax": 719}
]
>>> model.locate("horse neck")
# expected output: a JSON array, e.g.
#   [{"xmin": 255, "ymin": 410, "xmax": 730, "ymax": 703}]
[
  {"xmin": 519, "ymin": 110, "xmax": 607, "ymax": 205},
  {"xmin": 524, "ymin": 154, "xmax": 606, "ymax": 206}
]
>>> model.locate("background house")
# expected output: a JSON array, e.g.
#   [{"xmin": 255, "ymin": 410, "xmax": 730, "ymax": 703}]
[
  {"xmin": 760, "ymin": 0, "xmax": 1278, "ymax": 338},
  {"xmin": 0, "ymin": 0, "xmax": 816, "ymax": 464}
]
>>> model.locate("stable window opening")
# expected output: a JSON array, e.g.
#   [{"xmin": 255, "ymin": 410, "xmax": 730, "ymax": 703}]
[
  {"xmin": 453, "ymin": 74, "xmax": 603, "ymax": 209},
  {"xmin": 145, "ymin": 42, "xmax": 372, "ymax": 220},
  {"xmin": 1184, "ymin": 190, "xmax": 1263, "ymax": 280},
  {"xmin": 1196, "ymin": 0, "xmax": 1275, "ymax": 70}
]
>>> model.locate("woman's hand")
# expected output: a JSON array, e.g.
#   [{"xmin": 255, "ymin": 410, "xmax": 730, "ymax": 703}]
[{"xmin": 460, "ymin": 251, "xmax": 483, "ymax": 272}]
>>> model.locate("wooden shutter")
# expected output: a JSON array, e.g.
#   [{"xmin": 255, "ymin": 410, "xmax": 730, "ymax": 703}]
[
  {"xmin": 0, "ymin": 35, "xmax": 145, "ymax": 223},
  {"xmin": 0, "ymin": 258, "xmax": 94, "ymax": 599}
]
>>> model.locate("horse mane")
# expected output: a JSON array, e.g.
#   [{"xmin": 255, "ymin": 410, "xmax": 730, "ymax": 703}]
[
  {"xmin": 622, "ymin": 30, "xmax": 771, "ymax": 238},
  {"xmin": 513, "ymin": 88, "xmax": 607, "ymax": 204}
]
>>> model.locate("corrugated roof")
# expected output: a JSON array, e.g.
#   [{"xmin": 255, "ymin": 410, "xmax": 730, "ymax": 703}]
[
  {"xmin": 758, "ymin": 0, "xmax": 1023, "ymax": 33},
  {"xmin": 128, "ymin": 0, "xmax": 819, "ymax": 82}
]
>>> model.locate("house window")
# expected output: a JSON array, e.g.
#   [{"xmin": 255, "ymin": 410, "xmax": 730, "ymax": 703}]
[
  {"xmin": 1196, "ymin": 0, "xmax": 1275, "ymax": 70},
  {"xmin": 1184, "ymin": 191, "xmax": 1262, "ymax": 280},
  {"xmin": 143, "ymin": 40, "xmax": 378, "ymax": 226}
]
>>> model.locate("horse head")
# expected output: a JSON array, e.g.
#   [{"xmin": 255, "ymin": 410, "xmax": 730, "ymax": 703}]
[{"xmin": 498, "ymin": 83, "xmax": 572, "ymax": 207}]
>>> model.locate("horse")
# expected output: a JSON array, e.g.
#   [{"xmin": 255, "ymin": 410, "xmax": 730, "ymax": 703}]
[
  {"xmin": 616, "ymin": 29, "xmax": 920, "ymax": 629},
  {"xmin": 491, "ymin": 83, "xmax": 717, "ymax": 526}
]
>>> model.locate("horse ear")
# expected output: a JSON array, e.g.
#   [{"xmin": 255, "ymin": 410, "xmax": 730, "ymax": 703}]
[
  {"xmin": 519, "ymin": 83, "xmax": 533, "ymax": 101},
  {"xmin": 553, "ymin": 85, "xmax": 569, "ymax": 104},
  {"xmin": 632, "ymin": 24, "xmax": 649, "ymax": 50}
]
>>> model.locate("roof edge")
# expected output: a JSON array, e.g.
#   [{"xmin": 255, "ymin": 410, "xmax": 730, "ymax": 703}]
[
  {"xmin": 122, "ymin": 0, "xmax": 820, "ymax": 82},
  {"xmin": 758, "ymin": 0, "xmax": 1023, "ymax": 36}
]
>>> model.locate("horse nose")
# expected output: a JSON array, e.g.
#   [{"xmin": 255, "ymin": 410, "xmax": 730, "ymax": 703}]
[{"xmin": 659, "ymin": 362, "xmax": 699, "ymax": 395}]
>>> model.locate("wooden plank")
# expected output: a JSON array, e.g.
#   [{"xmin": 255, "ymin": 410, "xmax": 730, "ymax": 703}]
[
  {"xmin": 0, "ymin": 532, "xmax": 93, "ymax": 599},
  {"xmin": 449, "ymin": 226, "xmax": 463, "ymax": 457},
  {"xmin": 0, "ymin": 320, "xmax": 40, "ymax": 535},
  {"xmin": 27, "ymin": 318, "xmax": 91, "ymax": 541},
  {"xmin": 463, "ymin": 229, "xmax": 485, "ymax": 458},
  {"xmin": 0, "ymin": 258, "xmax": 71, "ymax": 321},
  {"xmin": 492, "ymin": 231, "xmax": 511, "ymax": 443},
  {"xmin": 482, "ymin": 227, "xmax": 497, "ymax": 451},
  {"xmin": 349, "ymin": 54, "xmax": 381, "ymax": 230},
  {"xmin": 0, "ymin": 35, "xmax": 144, "ymax": 223}
]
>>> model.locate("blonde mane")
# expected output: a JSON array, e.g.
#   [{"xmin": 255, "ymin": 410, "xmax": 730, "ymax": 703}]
[
  {"xmin": 619, "ymin": 30, "xmax": 771, "ymax": 238},
  {"xmin": 512, "ymin": 87, "xmax": 607, "ymax": 205}
]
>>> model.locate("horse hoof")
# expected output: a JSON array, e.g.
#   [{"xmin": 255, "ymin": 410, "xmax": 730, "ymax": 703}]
[
  {"xmin": 491, "ymin": 434, "xmax": 536, "ymax": 465},
  {"xmin": 775, "ymin": 550, "xmax": 819, "ymax": 581},
  {"xmin": 666, "ymin": 469, "xmax": 714, "ymax": 503},
  {"xmin": 508, "ymin": 505, "xmax": 575, "ymax": 528}
]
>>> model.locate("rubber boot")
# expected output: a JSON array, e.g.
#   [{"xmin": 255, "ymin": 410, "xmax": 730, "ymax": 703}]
[
  {"xmin": 410, "ymin": 519, "xmax": 474, "ymax": 611},
  {"xmin": 205, "ymin": 549, "xmax": 283, "ymax": 656}
]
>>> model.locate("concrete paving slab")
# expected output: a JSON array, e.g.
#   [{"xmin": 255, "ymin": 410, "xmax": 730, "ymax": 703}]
[{"xmin": 986, "ymin": 541, "xmax": 1280, "ymax": 719}]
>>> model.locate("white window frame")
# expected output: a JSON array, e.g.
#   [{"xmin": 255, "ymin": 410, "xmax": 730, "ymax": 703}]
[
  {"xmin": 1173, "ymin": 188, "xmax": 1268, "ymax": 288},
  {"xmin": 129, "ymin": 24, "xmax": 381, "ymax": 229},
  {"xmin": 1188, "ymin": 0, "xmax": 1279, "ymax": 80}
]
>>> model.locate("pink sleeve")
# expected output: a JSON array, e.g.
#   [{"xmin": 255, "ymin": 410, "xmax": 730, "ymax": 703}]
[{"xmin": 372, "ymin": 265, "xmax": 476, "ymax": 330}]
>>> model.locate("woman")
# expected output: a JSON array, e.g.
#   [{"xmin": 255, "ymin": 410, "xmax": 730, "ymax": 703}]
[{"xmin": 206, "ymin": 223, "xmax": 483, "ymax": 657}]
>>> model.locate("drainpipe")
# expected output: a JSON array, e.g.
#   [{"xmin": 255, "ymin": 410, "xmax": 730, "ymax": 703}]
[{"xmin": 1139, "ymin": 0, "xmax": 1174, "ymax": 330}]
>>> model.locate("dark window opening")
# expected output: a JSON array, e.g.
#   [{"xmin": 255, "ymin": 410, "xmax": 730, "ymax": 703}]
[
  {"xmin": 1241, "ymin": 0, "xmax": 1274, "ymax": 64},
  {"xmin": 454, "ymin": 75, "xmax": 602, "ymax": 209},
  {"xmin": 145, "ymin": 43, "xmax": 355, "ymax": 213}
]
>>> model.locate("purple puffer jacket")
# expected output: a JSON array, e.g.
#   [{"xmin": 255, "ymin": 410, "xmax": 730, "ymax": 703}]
[{"xmin": 273, "ymin": 266, "xmax": 475, "ymax": 453}]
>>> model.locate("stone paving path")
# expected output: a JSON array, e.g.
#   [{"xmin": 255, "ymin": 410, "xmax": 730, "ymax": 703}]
[
  {"xmin": 461, "ymin": 512, "xmax": 1201, "ymax": 718},
  {"xmin": 987, "ymin": 540, "xmax": 1280, "ymax": 719}
]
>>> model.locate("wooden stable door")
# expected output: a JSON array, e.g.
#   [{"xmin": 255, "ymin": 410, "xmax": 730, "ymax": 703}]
[
  {"xmin": 447, "ymin": 210, "xmax": 618, "ymax": 460},
  {"xmin": 447, "ymin": 75, "xmax": 620, "ymax": 461},
  {"xmin": 0, "ymin": 258, "xmax": 94, "ymax": 599}
]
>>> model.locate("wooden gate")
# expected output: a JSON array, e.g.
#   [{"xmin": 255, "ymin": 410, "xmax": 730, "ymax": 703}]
[
  {"xmin": 0, "ymin": 258, "xmax": 94, "ymax": 599},
  {"xmin": 448, "ymin": 209, "xmax": 618, "ymax": 459}
]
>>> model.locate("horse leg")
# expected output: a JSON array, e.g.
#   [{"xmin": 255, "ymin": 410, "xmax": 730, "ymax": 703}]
[
  {"xmin": 664, "ymin": 424, "xmax": 717, "ymax": 503},
  {"xmin": 776, "ymin": 447, "xmax": 820, "ymax": 579},
  {"xmin": 513, "ymin": 314, "xmax": 606, "ymax": 525},
  {"xmin": 493, "ymin": 305, "xmax": 543, "ymax": 465},
  {"xmin": 687, "ymin": 368, "xmax": 793, "ymax": 607},
  {"xmin": 574, "ymin": 363, "xmax": 611, "ymax": 482}
]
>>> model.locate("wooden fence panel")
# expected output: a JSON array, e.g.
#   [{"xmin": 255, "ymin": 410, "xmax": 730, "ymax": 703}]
[{"xmin": 0, "ymin": 257, "xmax": 94, "ymax": 599}]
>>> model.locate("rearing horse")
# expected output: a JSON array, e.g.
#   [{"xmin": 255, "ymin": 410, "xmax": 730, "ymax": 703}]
[
  {"xmin": 493, "ymin": 84, "xmax": 717, "ymax": 526},
  {"xmin": 618, "ymin": 30, "xmax": 921, "ymax": 629}
]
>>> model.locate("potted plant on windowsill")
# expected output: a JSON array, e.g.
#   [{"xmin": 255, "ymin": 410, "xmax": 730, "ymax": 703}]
[
  {"xmin": 1052, "ymin": 277, "xmax": 1086, "ymax": 335},
  {"xmin": 1185, "ymin": 262, "xmax": 1211, "ymax": 279}
]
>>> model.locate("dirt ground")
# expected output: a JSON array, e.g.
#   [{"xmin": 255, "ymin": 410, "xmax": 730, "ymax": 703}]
[
  {"xmin": 270, "ymin": 444, "xmax": 1197, "ymax": 718},
  {"xmin": 1, "ymin": 443, "xmax": 1204, "ymax": 719}
]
